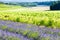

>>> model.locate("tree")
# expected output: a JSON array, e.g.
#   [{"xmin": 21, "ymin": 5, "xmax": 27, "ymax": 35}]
[
  {"xmin": 50, "ymin": 1, "xmax": 60, "ymax": 10},
  {"xmin": 0, "ymin": 2, "xmax": 4, "ymax": 4}
]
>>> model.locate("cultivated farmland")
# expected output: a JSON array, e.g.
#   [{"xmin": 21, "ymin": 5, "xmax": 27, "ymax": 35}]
[{"xmin": 0, "ymin": 4, "xmax": 60, "ymax": 40}]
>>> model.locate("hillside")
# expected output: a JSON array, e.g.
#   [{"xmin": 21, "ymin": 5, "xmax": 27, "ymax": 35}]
[{"xmin": 0, "ymin": 1, "xmax": 54, "ymax": 7}]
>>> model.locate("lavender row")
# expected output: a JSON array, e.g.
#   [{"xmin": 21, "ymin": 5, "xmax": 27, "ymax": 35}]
[
  {"xmin": 0, "ymin": 20, "xmax": 60, "ymax": 40},
  {"xmin": 0, "ymin": 25, "xmax": 39, "ymax": 40},
  {"xmin": 0, "ymin": 30, "xmax": 32, "ymax": 40},
  {"xmin": 0, "ymin": 20, "xmax": 39, "ymax": 39},
  {"xmin": 0, "ymin": 29, "xmax": 60, "ymax": 40}
]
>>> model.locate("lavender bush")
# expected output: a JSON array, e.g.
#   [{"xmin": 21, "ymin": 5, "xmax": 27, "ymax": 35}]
[{"xmin": 0, "ymin": 20, "xmax": 60, "ymax": 40}]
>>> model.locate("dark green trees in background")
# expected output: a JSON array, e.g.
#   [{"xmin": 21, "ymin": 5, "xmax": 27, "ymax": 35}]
[
  {"xmin": 0, "ymin": 2, "xmax": 4, "ymax": 4},
  {"xmin": 50, "ymin": 1, "xmax": 60, "ymax": 10}
]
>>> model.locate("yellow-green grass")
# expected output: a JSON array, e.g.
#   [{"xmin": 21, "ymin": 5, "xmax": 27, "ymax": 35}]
[
  {"xmin": 0, "ymin": 4, "xmax": 22, "ymax": 10},
  {"xmin": 0, "ymin": 4, "xmax": 60, "ymax": 28}
]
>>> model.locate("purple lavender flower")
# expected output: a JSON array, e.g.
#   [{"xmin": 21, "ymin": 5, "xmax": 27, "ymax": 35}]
[{"xmin": 0, "ymin": 30, "xmax": 31, "ymax": 40}]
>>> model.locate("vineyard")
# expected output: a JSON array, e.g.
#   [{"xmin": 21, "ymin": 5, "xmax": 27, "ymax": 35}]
[{"xmin": 0, "ymin": 4, "xmax": 60, "ymax": 40}]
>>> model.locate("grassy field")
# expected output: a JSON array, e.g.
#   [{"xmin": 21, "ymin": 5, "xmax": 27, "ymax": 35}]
[
  {"xmin": 0, "ymin": 4, "xmax": 60, "ymax": 29},
  {"xmin": 0, "ymin": 4, "xmax": 22, "ymax": 10}
]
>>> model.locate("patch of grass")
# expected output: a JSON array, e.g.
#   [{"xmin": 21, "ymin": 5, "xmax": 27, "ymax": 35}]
[
  {"xmin": 0, "ymin": 26, "xmax": 8, "ymax": 30},
  {"xmin": 7, "ymin": 36, "xmax": 20, "ymax": 40},
  {"xmin": 0, "ymin": 4, "xmax": 60, "ymax": 28},
  {"xmin": 27, "ymin": 31, "xmax": 39, "ymax": 39}
]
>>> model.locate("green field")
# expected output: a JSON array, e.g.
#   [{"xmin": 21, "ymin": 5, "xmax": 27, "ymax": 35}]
[
  {"xmin": 0, "ymin": 4, "xmax": 22, "ymax": 10},
  {"xmin": 0, "ymin": 4, "xmax": 60, "ymax": 28}
]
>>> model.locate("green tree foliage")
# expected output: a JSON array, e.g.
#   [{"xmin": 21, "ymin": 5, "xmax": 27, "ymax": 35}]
[
  {"xmin": 0, "ymin": 2, "xmax": 4, "ymax": 4},
  {"xmin": 50, "ymin": 1, "xmax": 60, "ymax": 10}
]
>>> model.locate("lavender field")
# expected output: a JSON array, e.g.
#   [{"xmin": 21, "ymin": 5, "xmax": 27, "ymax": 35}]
[
  {"xmin": 0, "ymin": 4, "xmax": 60, "ymax": 40},
  {"xmin": 0, "ymin": 20, "xmax": 60, "ymax": 40}
]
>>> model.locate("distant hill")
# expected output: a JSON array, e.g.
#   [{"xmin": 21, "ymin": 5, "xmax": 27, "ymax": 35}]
[
  {"xmin": 37, "ymin": 1, "xmax": 54, "ymax": 6},
  {"xmin": 0, "ymin": 1, "xmax": 55, "ymax": 7}
]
